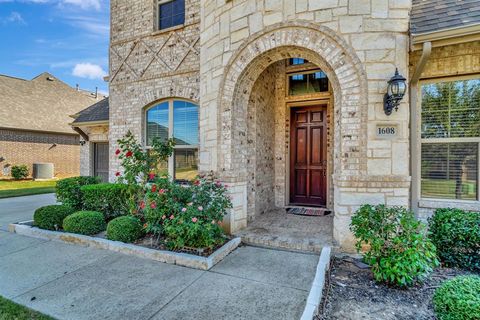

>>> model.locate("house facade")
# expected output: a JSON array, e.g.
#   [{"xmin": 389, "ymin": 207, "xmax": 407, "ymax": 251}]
[
  {"xmin": 78, "ymin": 0, "xmax": 480, "ymax": 250},
  {"xmin": 0, "ymin": 73, "xmax": 101, "ymax": 179}
]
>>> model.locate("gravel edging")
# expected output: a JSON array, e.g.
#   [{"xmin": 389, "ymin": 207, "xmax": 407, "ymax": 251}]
[
  {"xmin": 301, "ymin": 246, "xmax": 332, "ymax": 320},
  {"xmin": 8, "ymin": 221, "xmax": 241, "ymax": 270}
]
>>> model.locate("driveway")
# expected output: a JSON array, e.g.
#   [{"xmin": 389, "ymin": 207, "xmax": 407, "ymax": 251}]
[
  {"xmin": 0, "ymin": 195, "xmax": 319, "ymax": 320},
  {"xmin": 0, "ymin": 193, "xmax": 56, "ymax": 230}
]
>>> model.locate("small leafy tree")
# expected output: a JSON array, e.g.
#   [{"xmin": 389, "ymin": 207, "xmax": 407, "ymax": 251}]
[{"xmin": 350, "ymin": 204, "xmax": 439, "ymax": 287}]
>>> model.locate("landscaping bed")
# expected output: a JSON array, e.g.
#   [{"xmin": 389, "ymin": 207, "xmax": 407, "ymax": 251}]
[{"xmin": 318, "ymin": 256, "xmax": 473, "ymax": 320}]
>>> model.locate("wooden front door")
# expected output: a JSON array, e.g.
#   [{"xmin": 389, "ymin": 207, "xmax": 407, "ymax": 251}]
[
  {"xmin": 290, "ymin": 106, "xmax": 327, "ymax": 206},
  {"xmin": 94, "ymin": 142, "xmax": 109, "ymax": 182}
]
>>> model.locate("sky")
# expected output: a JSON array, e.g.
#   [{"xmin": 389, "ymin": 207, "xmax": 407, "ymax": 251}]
[{"xmin": 0, "ymin": 0, "xmax": 109, "ymax": 95}]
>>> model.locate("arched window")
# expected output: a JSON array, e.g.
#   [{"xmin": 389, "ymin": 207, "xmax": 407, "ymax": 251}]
[{"xmin": 146, "ymin": 99, "xmax": 199, "ymax": 181}]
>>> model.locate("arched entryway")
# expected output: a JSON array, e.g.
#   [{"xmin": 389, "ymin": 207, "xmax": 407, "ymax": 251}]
[{"xmin": 216, "ymin": 21, "xmax": 368, "ymax": 248}]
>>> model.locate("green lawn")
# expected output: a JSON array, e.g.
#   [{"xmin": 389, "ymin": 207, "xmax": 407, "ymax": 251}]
[
  {"xmin": 0, "ymin": 296, "xmax": 54, "ymax": 320},
  {"xmin": 0, "ymin": 180, "xmax": 56, "ymax": 199}
]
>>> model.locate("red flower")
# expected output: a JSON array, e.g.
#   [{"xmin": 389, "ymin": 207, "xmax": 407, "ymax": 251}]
[
  {"xmin": 191, "ymin": 217, "xmax": 198, "ymax": 223},
  {"xmin": 159, "ymin": 189, "xmax": 166, "ymax": 194},
  {"xmin": 143, "ymin": 223, "xmax": 148, "ymax": 229},
  {"xmin": 194, "ymin": 180, "xmax": 200, "ymax": 186},
  {"xmin": 115, "ymin": 171, "xmax": 121, "ymax": 177},
  {"xmin": 115, "ymin": 149, "xmax": 121, "ymax": 155},
  {"xmin": 169, "ymin": 215, "xmax": 174, "ymax": 220},
  {"xmin": 125, "ymin": 150, "xmax": 133, "ymax": 157},
  {"xmin": 151, "ymin": 184, "xmax": 157, "ymax": 193},
  {"xmin": 139, "ymin": 201, "xmax": 146, "ymax": 210},
  {"xmin": 150, "ymin": 202, "xmax": 157, "ymax": 209},
  {"xmin": 148, "ymin": 173, "xmax": 155, "ymax": 180}
]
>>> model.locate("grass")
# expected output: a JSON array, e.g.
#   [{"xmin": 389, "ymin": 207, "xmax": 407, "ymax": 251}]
[
  {"xmin": 0, "ymin": 180, "xmax": 56, "ymax": 199},
  {"xmin": 0, "ymin": 296, "xmax": 54, "ymax": 320}
]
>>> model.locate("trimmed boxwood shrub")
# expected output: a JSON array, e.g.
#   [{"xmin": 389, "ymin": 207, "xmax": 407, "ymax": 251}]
[
  {"xmin": 33, "ymin": 205, "xmax": 75, "ymax": 230},
  {"xmin": 63, "ymin": 211, "xmax": 106, "ymax": 236},
  {"xmin": 428, "ymin": 208, "xmax": 480, "ymax": 271},
  {"xmin": 433, "ymin": 275, "xmax": 480, "ymax": 320},
  {"xmin": 107, "ymin": 216, "xmax": 143, "ymax": 243},
  {"xmin": 56, "ymin": 176, "xmax": 99, "ymax": 210},
  {"xmin": 81, "ymin": 183, "xmax": 129, "ymax": 220}
]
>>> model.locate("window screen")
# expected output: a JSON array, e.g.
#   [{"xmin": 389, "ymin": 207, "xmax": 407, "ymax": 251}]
[
  {"xmin": 158, "ymin": 0, "xmax": 185, "ymax": 30},
  {"xmin": 420, "ymin": 78, "xmax": 480, "ymax": 200}
]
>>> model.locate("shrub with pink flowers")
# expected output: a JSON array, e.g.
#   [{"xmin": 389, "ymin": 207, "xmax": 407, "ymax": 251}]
[{"xmin": 115, "ymin": 132, "xmax": 233, "ymax": 250}]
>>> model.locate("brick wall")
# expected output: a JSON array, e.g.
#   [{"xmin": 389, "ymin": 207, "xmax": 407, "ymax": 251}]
[{"xmin": 0, "ymin": 128, "xmax": 80, "ymax": 178}]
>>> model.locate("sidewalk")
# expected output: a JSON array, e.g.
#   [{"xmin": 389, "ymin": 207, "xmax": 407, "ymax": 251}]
[{"xmin": 0, "ymin": 194, "xmax": 320, "ymax": 320}]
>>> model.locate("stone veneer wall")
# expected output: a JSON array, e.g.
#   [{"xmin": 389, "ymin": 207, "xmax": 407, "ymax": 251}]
[
  {"xmin": 108, "ymin": 0, "xmax": 200, "ymax": 181},
  {"xmin": 200, "ymin": 0, "xmax": 412, "ymax": 250},
  {"xmin": 410, "ymin": 41, "xmax": 480, "ymax": 220}
]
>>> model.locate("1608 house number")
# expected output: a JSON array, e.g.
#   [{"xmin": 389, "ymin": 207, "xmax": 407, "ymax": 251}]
[{"xmin": 376, "ymin": 124, "xmax": 398, "ymax": 139}]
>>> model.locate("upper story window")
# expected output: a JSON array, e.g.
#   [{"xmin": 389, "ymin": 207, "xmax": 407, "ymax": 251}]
[
  {"xmin": 289, "ymin": 58, "xmax": 308, "ymax": 65},
  {"xmin": 146, "ymin": 99, "xmax": 199, "ymax": 181},
  {"xmin": 157, "ymin": 0, "xmax": 185, "ymax": 31},
  {"xmin": 420, "ymin": 77, "xmax": 480, "ymax": 200}
]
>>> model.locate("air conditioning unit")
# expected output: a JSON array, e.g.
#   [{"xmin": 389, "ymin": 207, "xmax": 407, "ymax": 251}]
[{"xmin": 33, "ymin": 163, "xmax": 54, "ymax": 180}]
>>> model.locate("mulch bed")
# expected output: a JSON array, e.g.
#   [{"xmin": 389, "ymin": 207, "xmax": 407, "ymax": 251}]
[
  {"xmin": 317, "ymin": 256, "xmax": 473, "ymax": 320},
  {"xmin": 133, "ymin": 234, "xmax": 229, "ymax": 257}
]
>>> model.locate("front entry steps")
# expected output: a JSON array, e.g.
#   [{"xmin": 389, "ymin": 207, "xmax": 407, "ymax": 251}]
[{"xmin": 234, "ymin": 209, "xmax": 334, "ymax": 254}]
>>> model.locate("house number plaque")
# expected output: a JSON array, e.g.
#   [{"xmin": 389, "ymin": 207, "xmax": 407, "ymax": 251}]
[{"xmin": 376, "ymin": 124, "xmax": 398, "ymax": 139}]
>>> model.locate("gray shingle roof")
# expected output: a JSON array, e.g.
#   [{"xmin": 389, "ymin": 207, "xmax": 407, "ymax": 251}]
[
  {"xmin": 72, "ymin": 98, "xmax": 109, "ymax": 124},
  {"xmin": 0, "ymin": 72, "xmax": 100, "ymax": 134},
  {"xmin": 411, "ymin": 0, "xmax": 480, "ymax": 35}
]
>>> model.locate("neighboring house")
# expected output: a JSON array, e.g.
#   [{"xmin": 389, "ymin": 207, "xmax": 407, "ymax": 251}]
[
  {"xmin": 77, "ymin": 0, "xmax": 480, "ymax": 250},
  {"xmin": 0, "ymin": 72, "xmax": 101, "ymax": 179}
]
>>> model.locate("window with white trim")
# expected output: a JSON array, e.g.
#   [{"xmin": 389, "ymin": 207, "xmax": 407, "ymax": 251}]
[
  {"xmin": 146, "ymin": 99, "xmax": 199, "ymax": 181},
  {"xmin": 420, "ymin": 77, "xmax": 480, "ymax": 200},
  {"xmin": 157, "ymin": 0, "xmax": 185, "ymax": 30}
]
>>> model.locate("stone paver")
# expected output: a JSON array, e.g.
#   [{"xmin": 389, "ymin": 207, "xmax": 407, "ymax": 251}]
[{"xmin": 0, "ymin": 195, "xmax": 319, "ymax": 320}]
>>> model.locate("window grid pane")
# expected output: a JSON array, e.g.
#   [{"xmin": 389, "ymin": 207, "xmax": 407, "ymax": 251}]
[
  {"xmin": 158, "ymin": 0, "xmax": 185, "ymax": 30},
  {"xmin": 173, "ymin": 100, "xmax": 199, "ymax": 146},
  {"xmin": 146, "ymin": 102, "xmax": 169, "ymax": 146},
  {"xmin": 288, "ymin": 71, "xmax": 329, "ymax": 96},
  {"xmin": 174, "ymin": 148, "xmax": 198, "ymax": 181},
  {"xmin": 421, "ymin": 143, "xmax": 478, "ymax": 200}
]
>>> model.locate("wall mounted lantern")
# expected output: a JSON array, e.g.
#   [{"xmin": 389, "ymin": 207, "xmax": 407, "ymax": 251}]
[{"xmin": 384, "ymin": 68, "xmax": 407, "ymax": 115}]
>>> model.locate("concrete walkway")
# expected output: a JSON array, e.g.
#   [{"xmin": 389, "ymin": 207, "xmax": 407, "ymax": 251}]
[{"xmin": 0, "ymin": 195, "xmax": 319, "ymax": 320}]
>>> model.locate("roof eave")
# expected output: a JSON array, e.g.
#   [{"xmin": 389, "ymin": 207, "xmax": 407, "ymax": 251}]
[
  {"xmin": 70, "ymin": 120, "xmax": 109, "ymax": 127},
  {"xmin": 411, "ymin": 23, "xmax": 480, "ymax": 51}
]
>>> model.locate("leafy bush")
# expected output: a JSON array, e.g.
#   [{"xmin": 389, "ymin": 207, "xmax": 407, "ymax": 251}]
[
  {"xmin": 428, "ymin": 208, "xmax": 480, "ymax": 271},
  {"xmin": 63, "ymin": 211, "xmax": 106, "ymax": 235},
  {"xmin": 56, "ymin": 176, "xmax": 99, "ymax": 209},
  {"xmin": 350, "ymin": 204, "xmax": 439, "ymax": 287},
  {"xmin": 142, "ymin": 174, "xmax": 232, "ymax": 249},
  {"xmin": 81, "ymin": 183, "xmax": 129, "ymax": 220},
  {"xmin": 433, "ymin": 275, "xmax": 480, "ymax": 320},
  {"xmin": 11, "ymin": 165, "xmax": 28, "ymax": 180},
  {"xmin": 106, "ymin": 216, "xmax": 143, "ymax": 243},
  {"xmin": 33, "ymin": 205, "xmax": 75, "ymax": 230}
]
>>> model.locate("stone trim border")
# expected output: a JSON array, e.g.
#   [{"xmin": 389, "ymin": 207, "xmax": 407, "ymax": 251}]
[
  {"xmin": 301, "ymin": 246, "xmax": 332, "ymax": 320},
  {"xmin": 8, "ymin": 221, "xmax": 241, "ymax": 271}
]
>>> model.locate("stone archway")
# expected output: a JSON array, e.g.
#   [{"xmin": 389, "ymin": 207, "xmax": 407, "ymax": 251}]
[{"xmin": 216, "ymin": 21, "xmax": 368, "ymax": 242}]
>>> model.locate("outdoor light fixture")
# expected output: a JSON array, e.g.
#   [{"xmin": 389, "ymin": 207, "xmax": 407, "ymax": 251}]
[{"xmin": 384, "ymin": 68, "xmax": 407, "ymax": 115}]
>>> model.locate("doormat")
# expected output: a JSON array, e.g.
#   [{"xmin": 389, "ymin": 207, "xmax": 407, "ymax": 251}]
[{"xmin": 287, "ymin": 207, "xmax": 331, "ymax": 217}]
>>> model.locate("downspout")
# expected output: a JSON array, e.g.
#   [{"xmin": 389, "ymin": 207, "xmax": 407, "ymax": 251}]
[{"xmin": 410, "ymin": 41, "xmax": 431, "ymax": 214}]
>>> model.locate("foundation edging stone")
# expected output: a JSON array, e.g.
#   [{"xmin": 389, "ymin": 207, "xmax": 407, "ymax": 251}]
[{"xmin": 8, "ymin": 221, "xmax": 241, "ymax": 271}]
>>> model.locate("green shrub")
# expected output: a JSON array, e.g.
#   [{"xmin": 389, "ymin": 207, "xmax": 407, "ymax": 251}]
[
  {"xmin": 56, "ymin": 176, "xmax": 99, "ymax": 209},
  {"xmin": 33, "ymin": 205, "xmax": 75, "ymax": 230},
  {"xmin": 433, "ymin": 275, "xmax": 480, "ymax": 320},
  {"xmin": 63, "ymin": 211, "xmax": 106, "ymax": 235},
  {"xmin": 106, "ymin": 216, "xmax": 143, "ymax": 243},
  {"xmin": 81, "ymin": 183, "xmax": 129, "ymax": 220},
  {"xmin": 350, "ymin": 204, "xmax": 439, "ymax": 287},
  {"xmin": 11, "ymin": 165, "xmax": 28, "ymax": 180},
  {"xmin": 428, "ymin": 208, "xmax": 480, "ymax": 271}
]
